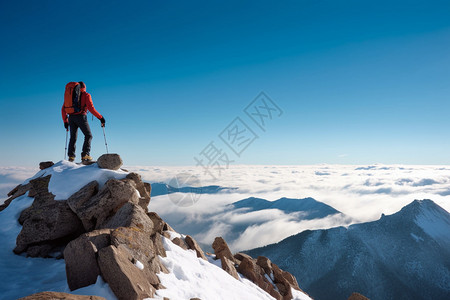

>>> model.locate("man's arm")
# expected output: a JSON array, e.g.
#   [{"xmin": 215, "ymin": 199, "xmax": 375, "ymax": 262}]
[{"xmin": 85, "ymin": 93, "xmax": 103, "ymax": 119}]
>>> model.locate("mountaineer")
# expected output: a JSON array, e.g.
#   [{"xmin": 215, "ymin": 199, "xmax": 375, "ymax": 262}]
[{"xmin": 61, "ymin": 81, "xmax": 105, "ymax": 163}]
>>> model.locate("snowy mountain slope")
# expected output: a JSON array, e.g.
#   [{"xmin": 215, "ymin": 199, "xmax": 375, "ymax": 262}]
[
  {"xmin": 0, "ymin": 160, "xmax": 312, "ymax": 300},
  {"xmin": 246, "ymin": 199, "xmax": 450, "ymax": 300},
  {"xmin": 154, "ymin": 235, "xmax": 312, "ymax": 300}
]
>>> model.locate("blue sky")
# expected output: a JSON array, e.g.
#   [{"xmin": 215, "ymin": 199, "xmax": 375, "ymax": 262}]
[{"xmin": 0, "ymin": 0, "xmax": 449, "ymax": 166}]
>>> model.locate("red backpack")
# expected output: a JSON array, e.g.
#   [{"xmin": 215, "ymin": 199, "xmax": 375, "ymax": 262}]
[{"xmin": 64, "ymin": 82, "xmax": 82, "ymax": 114}]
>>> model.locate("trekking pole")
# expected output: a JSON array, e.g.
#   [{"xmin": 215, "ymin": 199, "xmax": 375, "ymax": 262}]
[
  {"xmin": 102, "ymin": 126, "xmax": 109, "ymax": 154},
  {"xmin": 64, "ymin": 129, "xmax": 68, "ymax": 160}
]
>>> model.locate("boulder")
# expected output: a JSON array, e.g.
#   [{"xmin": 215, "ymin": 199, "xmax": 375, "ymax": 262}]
[
  {"xmin": 28, "ymin": 175, "xmax": 52, "ymax": 197},
  {"xmin": 172, "ymin": 237, "xmax": 188, "ymax": 250},
  {"xmin": 185, "ymin": 235, "xmax": 207, "ymax": 260},
  {"xmin": 39, "ymin": 161, "xmax": 54, "ymax": 170},
  {"xmin": 237, "ymin": 257, "xmax": 282, "ymax": 300},
  {"xmin": 147, "ymin": 212, "xmax": 164, "ymax": 234},
  {"xmin": 18, "ymin": 291, "xmax": 105, "ymax": 300},
  {"xmin": 67, "ymin": 181, "xmax": 99, "ymax": 214},
  {"xmin": 100, "ymin": 202, "xmax": 154, "ymax": 233},
  {"xmin": 64, "ymin": 229, "xmax": 112, "ymax": 291},
  {"xmin": 14, "ymin": 200, "xmax": 85, "ymax": 257},
  {"xmin": 97, "ymin": 154, "xmax": 123, "ymax": 170},
  {"xmin": 126, "ymin": 173, "xmax": 151, "ymax": 211},
  {"xmin": 272, "ymin": 263, "xmax": 300, "ymax": 291},
  {"xmin": 256, "ymin": 256, "xmax": 273, "ymax": 276},
  {"xmin": 212, "ymin": 237, "xmax": 235, "ymax": 263},
  {"xmin": 98, "ymin": 245, "xmax": 155, "ymax": 300},
  {"xmin": 74, "ymin": 179, "xmax": 139, "ymax": 231},
  {"xmin": 221, "ymin": 256, "xmax": 239, "ymax": 280},
  {"xmin": 151, "ymin": 232, "xmax": 167, "ymax": 258},
  {"xmin": 111, "ymin": 227, "xmax": 161, "ymax": 286},
  {"xmin": 234, "ymin": 252, "xmax": 253, "ymax": 264}
]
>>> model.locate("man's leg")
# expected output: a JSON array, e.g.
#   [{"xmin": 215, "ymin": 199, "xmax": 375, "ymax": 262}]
[
  {"xmin": 68, "ymin": 116, "xmax": 79, "ymax": 158},
  {"xmin": 78, "ymin": 115, "xmax": 93, "ymax": 157}
]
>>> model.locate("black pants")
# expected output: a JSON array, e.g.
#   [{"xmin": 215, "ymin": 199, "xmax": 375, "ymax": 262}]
[{"xmin": 68, "ymin": 114, "xmax": 92, "ymax": 158}]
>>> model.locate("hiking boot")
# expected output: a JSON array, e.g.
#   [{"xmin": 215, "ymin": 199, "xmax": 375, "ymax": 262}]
[
  {"xmin": 68, "ymin": 157, "xmax": 75, "ymax": 162},
  {"xmin": 82, "ymin": 155, "xmax": 93, "ymax": 162}
]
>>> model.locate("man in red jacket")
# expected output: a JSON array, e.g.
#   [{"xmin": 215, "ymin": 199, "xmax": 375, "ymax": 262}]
[{"xmin": 61, "ymin": 81, "xmax": 105, "ymax": 163}]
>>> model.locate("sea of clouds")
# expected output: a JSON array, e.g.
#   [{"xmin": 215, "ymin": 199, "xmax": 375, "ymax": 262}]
[
  {"xmin": 125, "ymin": 164, "xmax": 450, "ymax": 250},
  {"xmin": 1, "ymin": 164, "xmax": 449, "ymax": 251}
]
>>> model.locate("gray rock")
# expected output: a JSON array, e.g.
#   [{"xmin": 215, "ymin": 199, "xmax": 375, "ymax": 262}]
[
  {"xmin": 111, "ymin": 227, "xmax": 161, "ymax": 286},
  {"xmin": 151, "ymin": 232, "xmax": 167, "ymax": 258},
  {"xmin": 126, "ymin": 173, "xmax": 151, "ymax": 212},
  {"xmin": 74, "ymin": 179, "xmax": 139, "ymax": 231},
  {"xmin": 28, "ymin": 175, "xmax": 52, "ymax": 198},
  {"xmin": 100, "ymin": 202, "xmax": 154, "ymax": 233},
  {"xmin": 98, "ymin": 245, "xmax": 155, "ymax": 300},
  {"xmin": 64, "ymin": 229, "xmax": 112, "ymax": 291},
  {"xmin": 185, "ymin": 235, "xmax": 207, "ymax": 260},
  {"xmin": 67, "ymin": 181, "xmax": 99, "ymax": 214},
  {"xmin": 14, "ymin": 200, "xmax": 85, "ymax": 257},
  {"xmin": 147, "ymin": 212, "xmax": 164, "ymax": 233},
  {"xmin": 97, "ymin": 154, "xmax": 123, "ymax": 170}
]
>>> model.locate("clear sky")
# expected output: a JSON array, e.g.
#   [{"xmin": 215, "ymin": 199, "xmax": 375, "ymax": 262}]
[{"xmin": 0, "ymin": 0, "xmax": 449, "ymax": 166}]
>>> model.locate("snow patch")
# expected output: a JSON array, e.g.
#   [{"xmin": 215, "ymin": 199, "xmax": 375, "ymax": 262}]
[{"xmin": 24, "ymin": 160, "xmax": 127, "ymax": 200}]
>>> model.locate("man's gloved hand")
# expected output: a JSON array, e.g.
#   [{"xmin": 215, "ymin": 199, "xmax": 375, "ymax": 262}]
[
  {"xmin": 100, "ymin": 117, "xmax": 106, "ymax": 127},
  {"xmin": 64, "ymin": 122, "xmax": 69, "ymax": 130}
]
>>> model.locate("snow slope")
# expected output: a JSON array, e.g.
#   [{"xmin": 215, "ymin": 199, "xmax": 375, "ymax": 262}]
[
  {"xmin": 153, "ymin": 237, "xmax": 311, "ymax": 300},
  {"xmin": 246, "ymin": 199, "xmax": 450, "ymax": 300}
]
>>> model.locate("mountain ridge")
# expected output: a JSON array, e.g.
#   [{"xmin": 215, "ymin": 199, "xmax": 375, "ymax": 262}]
[{"xmin": 246, "ymin": 199, "xmax": 450, "ymax": 300}]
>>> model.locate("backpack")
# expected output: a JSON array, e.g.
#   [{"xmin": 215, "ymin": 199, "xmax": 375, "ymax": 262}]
[{"xmin": 64, "ymin": 82, "xmax": 82, "ymax": 114}]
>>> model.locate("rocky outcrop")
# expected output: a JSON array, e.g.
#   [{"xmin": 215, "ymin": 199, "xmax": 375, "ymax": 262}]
[
  {"xmin": 212, "ymin": 236, "xmax": 304, "ymax": 300},
  {"xmin": 212, "ymin": 236, "xmax": 235, "ymax": 263},
  {"xmin": 71, "ymin": 179, "xmax": 139, "ymax": 231},
  {"xmin": 18, "ymin": 291, "xmax": 105, "ymax": 300},
  {"xmin": 98, "ymin": 245, "xmax": 156, "ymax": 300},
  {"xmin": 14, "ymin": 175, "xmax": 84, "ymax": 257},
  {"xmin": 97, "ymin": 153, "xmax": 123, "ymax": 170},
  {"xmin": 126, "ymin": 172, "xmax": 151, "ymax": 212},
  {"xmin": 238, "ymin": 256, "xmax": 281, "ymax": 300},
  {"xmin": 64, "ymin": 229, "xmax": 112, "ymax": 290},
  {"xmin": 185, "ymin": 235, "xmax": 207, "ymax": 260},
  {"xmin": 221, "ymin": 256, "xmax": 239, "ymax": 280}
]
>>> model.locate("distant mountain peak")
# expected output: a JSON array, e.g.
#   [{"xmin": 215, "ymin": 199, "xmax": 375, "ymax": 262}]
[{"xmin": 231, "ymin": 196, "xmax": 341, "ymax": 220}]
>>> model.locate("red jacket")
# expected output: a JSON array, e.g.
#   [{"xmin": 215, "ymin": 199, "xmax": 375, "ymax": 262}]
[{"xmin": 61, "ymin": 87, "xmax": 102, "ymax": 123}]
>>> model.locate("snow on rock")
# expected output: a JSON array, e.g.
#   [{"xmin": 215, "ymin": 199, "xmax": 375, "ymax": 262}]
[
  {"xmin": 135, "ymin": 260, "xmax": 144, "ymax": 270},
  {"xmin": 24, "ymin": 160, "xmax": 127, "ymax": 200}
]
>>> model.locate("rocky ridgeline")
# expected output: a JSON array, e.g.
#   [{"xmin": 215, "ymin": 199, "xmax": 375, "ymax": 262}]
[{"xmin": 5, "ymin": 154, "xmax": 308, "ymax": 300}]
